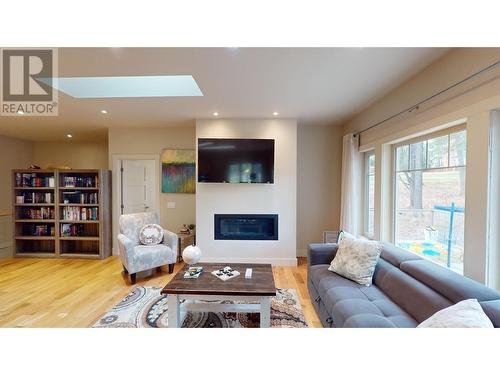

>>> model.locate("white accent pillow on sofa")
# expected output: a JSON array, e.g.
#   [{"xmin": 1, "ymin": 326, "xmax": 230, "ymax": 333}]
[
  {"xmin": 418, "ymin": 299, "xmax": 493, "ymax": 328},
  {"xmin": 328, "ymin": 237, "xmax": 382, "ymax": 286},
  {"xmin": 337, "ymin": 230, "xmax": 356, "ymax": 243},
  {"xmin": 139, "ymin": 224, "xmax": 164, "ymax": 245}
]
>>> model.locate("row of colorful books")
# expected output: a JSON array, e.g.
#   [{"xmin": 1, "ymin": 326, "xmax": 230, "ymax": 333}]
[
  {"xmin": 61, "ymin": 191, "xmax": 99, "ymax": 204},
  {"xmin": 16, "ymin": 192, "xmax": 53, "ymax": 204},
  {"xmin": 61, "ymin": 176, "xmax": 99, "ymax": 188},
  {"xmin": 60, "ymin": 223, "xmax": 85, "ymax": 237},
  {"xmin": 61, "ymin": 206, "xmax": 99, "ymax": 221},
  {"xmin": 15, "ymin": 173, "xmax": 55, "ymax": 188},
  {"xmin": 18, "ymin": 207, "xmax": 55, "ymax": 220},
  {"xmin": 21, "ymin": 224, "xmax": 55, "ymax": 237}
]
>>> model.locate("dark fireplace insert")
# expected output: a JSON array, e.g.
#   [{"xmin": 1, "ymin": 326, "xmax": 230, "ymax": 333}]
[{"xmin": 214, "ymin": 214, "xmax": 278, "ymax": 240}]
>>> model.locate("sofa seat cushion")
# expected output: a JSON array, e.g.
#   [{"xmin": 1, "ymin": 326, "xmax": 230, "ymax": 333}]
[
  {"xmin": 128, "ymin": 244, "xmax": 176, "ymax": 273},
  {"xmin": 310, "ymin": 265, "xmax": 356, "ymax": 290},
  {"xmin": 343, "ymin": 314, "xmax": 397, "ymax": 328},
  {"xmin": 324, "ymin": 283, "xmax": 418, "ymax": 328},
  {"xmin": 310, "ymin": 265, "xmax": 364, "ymax": 296}
]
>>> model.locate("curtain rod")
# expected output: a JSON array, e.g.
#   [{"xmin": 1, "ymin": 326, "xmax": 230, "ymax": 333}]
[{"xmin": 354, "ymin": 60, "xmax": 500, "ymax": 137}]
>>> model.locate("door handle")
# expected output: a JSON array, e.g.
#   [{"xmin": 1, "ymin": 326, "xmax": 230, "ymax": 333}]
[{"xmin": 145, "ymin": 205, "xmax": 150, "ymax": 210}]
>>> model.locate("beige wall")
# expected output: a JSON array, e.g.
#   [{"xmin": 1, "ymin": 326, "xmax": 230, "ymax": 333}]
[
  {"xmin": 0, "ymin": 135, "xmax": 111, "ymax": 259},
  {"xmin": 297, "ymin": 124, "xmax": 343, "ymax": 254},
  {"xmin": 108, "ymin": 124, "xmax": 196, "ymax": 253},
  {"xmin": 0, "ymin": 135, "xmax": 34, "ymax": 258},
  {"xmin": 345, "ymin": 48, "xmax": 500, "ymax": 142},
  {"xmin": 32, "ymin": 140, "xmax": 108, "ymax": 169},
  {"xmin": 341, "ymin": 47, "xmax": 500, "ymax": 286}
]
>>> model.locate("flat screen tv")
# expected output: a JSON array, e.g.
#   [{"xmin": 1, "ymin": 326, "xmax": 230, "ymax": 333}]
[{"xmin": 198, "ymin": 138, "xmax": 275, "ymax": 183}]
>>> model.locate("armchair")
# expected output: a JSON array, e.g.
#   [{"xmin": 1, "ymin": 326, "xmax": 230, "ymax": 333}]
[{"xmin": 117, "ymin": 212, "xmax": 178, "ymax": 284}]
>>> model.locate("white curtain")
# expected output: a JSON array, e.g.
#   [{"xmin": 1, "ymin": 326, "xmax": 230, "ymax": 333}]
[{"xmin": 340, "ymin": 133, "xmax": 363, "ymax": 235}]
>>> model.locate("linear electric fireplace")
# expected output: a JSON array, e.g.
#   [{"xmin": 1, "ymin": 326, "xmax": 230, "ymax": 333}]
[{"xmin": 214, "ymin": 214, "xmax": 278, "ymax": 241}]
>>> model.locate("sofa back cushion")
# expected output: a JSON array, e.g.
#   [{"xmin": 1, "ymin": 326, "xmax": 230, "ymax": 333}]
[
  {"xmin": 373, "ymin": 258, "xmax": 452, "ymax": 322},
  {"xmin": 375, "ymin": 242, "xmax": 500, "ymax": 324},
  {"xmin": 400, "ymin": 260, "xmax": 500, "ymax": 303},
  {"xmin": 380, "ymin": 242, "xmax": 422, "ymax": 267}
]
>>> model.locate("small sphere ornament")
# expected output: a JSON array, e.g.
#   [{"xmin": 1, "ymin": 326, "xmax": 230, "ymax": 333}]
[{"xmin": 182, "ymin": 245, "xmax": 202, "ymax": 265}]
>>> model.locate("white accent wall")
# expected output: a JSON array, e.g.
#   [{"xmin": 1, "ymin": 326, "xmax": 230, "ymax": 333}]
[{"xmin": 196, "ymin": 119, "xmax": 297, "ymax": 266}]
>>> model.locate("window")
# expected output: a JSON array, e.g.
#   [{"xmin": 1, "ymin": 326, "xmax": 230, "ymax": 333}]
[
  {"xmin": 364, "ymin": 151, "xmax": 375, "ymax": 238},
  {"xmin": 394, "ymin": 128, "xmax": 466, "ymax": 274}
]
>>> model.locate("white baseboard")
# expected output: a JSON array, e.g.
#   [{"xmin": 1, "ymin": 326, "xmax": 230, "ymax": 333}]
[{"xmin": 201, "ymin": 257, "xmax": 298, "ymax": 266}]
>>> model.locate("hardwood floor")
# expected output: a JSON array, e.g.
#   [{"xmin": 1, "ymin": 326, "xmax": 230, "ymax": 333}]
[{"xmin": 0, "ymin": 256, "xmax": 321, "ymax": 327}]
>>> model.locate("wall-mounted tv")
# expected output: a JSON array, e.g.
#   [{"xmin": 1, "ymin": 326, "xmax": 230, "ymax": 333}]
[{"xmin": 198, "ymin": 138, "xmax": 275, "ymax": 183}]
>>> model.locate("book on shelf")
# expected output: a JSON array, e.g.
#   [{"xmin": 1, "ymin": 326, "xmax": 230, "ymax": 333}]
[
  {"xmin": 61, "ymin": 175, "xmax": 99, "ymax": 188},
  {"xmin": 19, "ymin": 207, "xmax": 55, "ymax": 220},
  {"xmin": 16, "ymin": 192, "xmax": 53, "ymax": 204},
  {"xmin": 21, "ymin": 223, "xmax": 55, "ymax": 237},
  {"xmin": 62, "ymin": 191, "xmax": 98, "ymax": 204},
  {"xmin": 62, "ymin": 206, "xmax": 99, "ymax": 221},
  {"xmin": 15, "ymin": 173, "xmax": 54, "ymax": 188},
  {"xmin": 60, "ymin": 223, "xmax": 84, "ymax": 237}
]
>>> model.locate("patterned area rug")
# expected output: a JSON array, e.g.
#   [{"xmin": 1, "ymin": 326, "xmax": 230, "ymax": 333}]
[{"xmin": 93, "ymin": 286, "xmax": 308, "ymax": 328}]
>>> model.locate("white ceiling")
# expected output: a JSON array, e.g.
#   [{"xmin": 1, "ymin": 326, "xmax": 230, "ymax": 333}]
[{"xmin": 0, "ymin": 47, "xmax": 449, "ymax": 141}]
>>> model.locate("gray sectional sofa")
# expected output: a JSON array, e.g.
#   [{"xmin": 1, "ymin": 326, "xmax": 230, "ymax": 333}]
[{"xmin": 308, "ymin": 242, "xmax": 500, "ymax": 327}]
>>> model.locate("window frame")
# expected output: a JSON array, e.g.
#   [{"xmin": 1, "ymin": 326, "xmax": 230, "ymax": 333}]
[
  {"xmin": 363, "ymin": 150, "xmax": 375, "ymax": 239},
  {"xmin": 391, "ymin": 124, "xmax": 467, "ymax": 272}
]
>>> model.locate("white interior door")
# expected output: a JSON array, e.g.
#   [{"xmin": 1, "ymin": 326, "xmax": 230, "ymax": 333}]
[{"xmin": 121, "ymin": 159, "xmax": 157, "ymax": 215}]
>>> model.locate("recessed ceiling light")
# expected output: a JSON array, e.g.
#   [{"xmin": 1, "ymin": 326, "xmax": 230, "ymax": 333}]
[
  {"xmin": 38, "ymin": 75, "xmax": 203, "ymax": 98},
  {"xmin": 66, "ymin": 134, "xmax": 73, "ymax": 138},
  {"xmin": 213, "ymin": 112, "xmax": 219, "ymax": 116},
  {"xmin": 273, "ymin": 112, "xmax": 279, "ymax": 116},
  {"xmin": 101, "ymin": 109, "xmax": 108, "ymax": 114},
  {"xmin": 17, "ymin": 110, "xmax": 24, "ymax": 115}
]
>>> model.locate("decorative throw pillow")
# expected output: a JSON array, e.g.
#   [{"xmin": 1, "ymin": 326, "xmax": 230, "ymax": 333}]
[
  {"xmin": 328, "ymin": 236, "xmax": 382, "ymax": 286},
  {"xmin": 336, "ymin": 230, "xmax": 356, "ymax": 243},
  {"xmin": 417, "ymin": 299, "xmax": 493, "ymax": 328},
  {"xmin": 139, "ymin": 224, "xmax": 164, "ymax": 245}
]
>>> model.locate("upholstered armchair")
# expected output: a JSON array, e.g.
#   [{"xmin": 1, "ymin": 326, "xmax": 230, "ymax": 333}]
[{"xmin": 117, "ymin": 212, "xmax": 178, "ymax": 284}]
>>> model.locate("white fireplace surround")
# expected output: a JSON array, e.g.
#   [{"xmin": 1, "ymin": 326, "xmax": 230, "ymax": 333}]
[{"xmin": 195, "ymin": 119, "xmax": 297, "ymax": 266}]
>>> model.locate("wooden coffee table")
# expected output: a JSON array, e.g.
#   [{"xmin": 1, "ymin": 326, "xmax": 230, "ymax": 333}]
[{"xmin": 161, "ymin": 263, "xmax": 276, "ymax": 328}]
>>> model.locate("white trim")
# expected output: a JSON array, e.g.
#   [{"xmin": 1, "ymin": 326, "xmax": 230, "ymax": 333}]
[
  {"xmin": 111, "ymin": 153, "xmax": 160, "ymax": 255},
  {"xmin": 363, "ymin": 151, "xmax": 375, "ymax": 238},
  {"xmin": 167, "ymin": 293, "xmax": 272, "ymax": 328},
  {"xmin": 181, "ymin": 301, "xmax": 261, "ymax": 313}
]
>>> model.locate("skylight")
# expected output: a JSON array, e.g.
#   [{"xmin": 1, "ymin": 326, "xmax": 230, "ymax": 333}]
[{"xmin": 38, "ymin": 75, "xmax": 203, "ymax": 98}]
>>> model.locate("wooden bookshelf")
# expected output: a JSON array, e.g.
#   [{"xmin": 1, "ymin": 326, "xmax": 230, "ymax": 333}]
[{"xmin": 12, "ymin": 169, "xmax": 111, "ymax": 259}]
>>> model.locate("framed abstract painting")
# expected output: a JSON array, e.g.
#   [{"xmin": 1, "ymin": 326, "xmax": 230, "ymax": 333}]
[{"xmin": 161, "ymin": 149, "xmax": 196, "ymax": 193}]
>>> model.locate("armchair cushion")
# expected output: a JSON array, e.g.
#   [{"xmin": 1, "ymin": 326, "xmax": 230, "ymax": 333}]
[
  {"xmin": 127, "ymin": 244, "xmax": 176, "ymax": 274},
  {"xmin": 139, "ymin": 224, "xmax": 164, "ymax": 245}
]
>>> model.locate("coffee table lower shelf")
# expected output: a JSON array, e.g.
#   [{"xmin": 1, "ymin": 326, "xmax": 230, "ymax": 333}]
[{"xmin": 167, "ymin": 293, "xmax": 271, "ymax": 328}]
